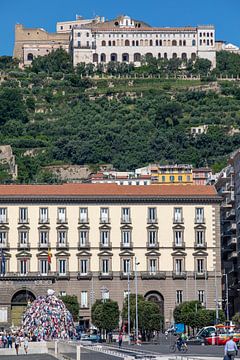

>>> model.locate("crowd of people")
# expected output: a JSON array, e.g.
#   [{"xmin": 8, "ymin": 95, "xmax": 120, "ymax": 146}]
[{"xmin": 21, "ymin": 290, "xmax": 75, "ymax": 340}]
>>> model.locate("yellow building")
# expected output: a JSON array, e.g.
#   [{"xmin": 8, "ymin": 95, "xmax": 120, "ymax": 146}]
[{"xmin": 157, "ymin": 164, "xmax": 193, "ymax": 184}]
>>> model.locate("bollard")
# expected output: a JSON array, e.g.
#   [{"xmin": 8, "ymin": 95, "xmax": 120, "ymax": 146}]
[
  {"xmin": 55, "ymin": 340, "xmax": 58, "ymax": 355},
  {"xmin": 77, "ymin": 345, "xmax": 81, "ymax": 360}
]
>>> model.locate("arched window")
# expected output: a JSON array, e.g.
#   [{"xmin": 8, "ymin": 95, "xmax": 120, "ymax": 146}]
[
  {"xmin": 140, "ymin": 39, "xmax": 143, "ymax": 46},
  {"xmin": 136, "ymin": 40, "xmax": 139, "ymax": 46},
  {"xmin": 134, "ymin": 53, "xmax": 141, "ymax": 62},
  {"xmin": 158, "ymin": 53, "xmax": 161, "ymax": 59},
  {"xmin": 122, "ymin": 53, "xmax": 129, "ymax": 62},
  {"xmin": 164, "ymin": 53, "xmax": 168, "ymax": 59},
  {"xmin": 156, "ymin": 40, "xmax": 159, "ymax": 46},
  {"xmin": 167, "ymin": 40, "xmax": 171, "ymax": 46},
  {"xmin": 172, "ymin": 40, "xmax": 177, "ymax": 46},
  {"xmin": 183, "ymin": 40, "xmax": 186, "ymax": 46},
  {"xmin": 27, "ymin": 53, "xmax": 33, "ymax": 61},
  {"xmin": 146, "ymin": 53, "xmax": 153, "ymax": 60},
  {"xmin": 125, "ymin": 40, "xmax": 130, "ymax": 46},
  {"xmin": 192, "ymin": 39, "xmax": 196, "ymax": 46},
  {"xmin": 211, "ymin": 39, "xmax": 213, "ymax": 46},
  {"xmin": 159, "ymin": 40, "xmax": 162, "ymax": 46},
  {"xmin": 112, "ymin": 41, "xmax": 116, "ymax": 46},
  {"xmin": 172, "ymin": 53, "xmax": 177, "ymax": 59},
  {"xmin": 145, "ymin": 39, "xmax": 148, "ymax": 46},
  {"xmin": 111, "ymin": 53, "xmax": 117, "ymax": 62},
  {"xmin": 102, "ymin": 40, "xmax": 106, "ymax": 46},
  {"xmin": 132, "ymin": 40, "xmax": 135, "ymax": 46},
  {"xmin": 191, "ymin": 53, "xmax": 196, "ymax": 61},
  {"xmin": 108, "ymin": 41, "xmax": 111, "ymax": 46},
  {"xmin": 181, "ymin": 53, "xmax": 187, "ymax": 60},
  {"xmin": 100, "ymin": 53, "xmax": 106, "ymax": 62},
  {"xmin": 163, "ymin": 40, "xmax": 166, "ymax": 46},
  {"xmin": 150, "ymin": 40, "xmax": 153, "ymax": 46},
  {"xmin": 179, "ymin": 40, "xmax": 182, "ymax": 46},
  {"xmin": 200, "ymin": 40, "xmax": 202, "ymax": 46},
  {"xmin": 93, "ymin": 54, "xmax": 98, "ymax": 63}
]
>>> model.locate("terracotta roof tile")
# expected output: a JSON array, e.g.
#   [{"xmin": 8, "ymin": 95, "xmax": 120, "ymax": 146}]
[{"xmin": 0, "ymin": 184, "xmax": 217, "ymax": 197}]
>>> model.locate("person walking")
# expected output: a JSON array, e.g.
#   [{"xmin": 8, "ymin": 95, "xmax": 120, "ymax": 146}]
[
  {"xmin": 224, "ymin": 335, "xmax": 238, "ymax": 360},
  {"xmin": 24, "ymin": 337, "xmax": 29, "ymax": 355},
  {"xmin": 118, "ymin": 332, "xmax": 123, "ymax": 348},
  {"xmin": 7, "ymin": 333, "xmax": 12, "ymax": 348},
  {"xmin": 14, "ymin": 335, "xmax": 21, "ymax": 356}
]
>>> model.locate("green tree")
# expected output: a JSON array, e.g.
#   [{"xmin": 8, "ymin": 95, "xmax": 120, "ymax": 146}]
[
  {"xmin": 60, "ymin": 295, "xmax": 80, "ymax": 321},
  {"xmin": 91, "ymin": 299, "xmax": 120, "ymax": 333},
  {"xmin": 232, "ymin": 312, "xmax": 240, "ymax": 326},
  {"xmin": 31, "ymin": 48, "xmax": 73, "ymax": 74},
  {"xmin": 0, "ymin": 87, "xmax": 28, "ymax": 125}
]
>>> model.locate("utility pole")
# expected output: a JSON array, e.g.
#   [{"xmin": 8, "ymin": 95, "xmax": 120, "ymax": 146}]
[
  {"xmin": 214, "ymin": 267, "xmax": 219, "ymax": 324},
  {"xmin": 225, "ymin": 273, "xmax": 229, "ymax": 322},
  {"xmin": 135, "ymin": 257, "xmax": 139, "ymax": 344},
  {"xmin": 127, "ymin": 261, "xmax": 131, "ymax": 345}
]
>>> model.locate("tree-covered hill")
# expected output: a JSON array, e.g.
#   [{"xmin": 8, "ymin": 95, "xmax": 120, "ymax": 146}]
[{"xmin": 0, "ymin": 50, "xmax": 240, "ymax": 182}]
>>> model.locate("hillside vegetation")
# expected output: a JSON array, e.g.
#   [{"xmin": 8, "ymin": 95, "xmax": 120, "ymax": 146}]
[{"xmin": 0, "ymin": 50, "xmax": 240, "ymax": 182}]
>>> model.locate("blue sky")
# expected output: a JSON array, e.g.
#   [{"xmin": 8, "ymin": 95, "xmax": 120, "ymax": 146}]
[{"xmin": 1, "ymin": 0, "xmax": 240, "ymax": 55}]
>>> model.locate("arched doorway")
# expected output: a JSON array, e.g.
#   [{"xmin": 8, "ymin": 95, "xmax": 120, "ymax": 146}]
[
  {"xmin": 11, "ymin": 290, "xmax": 35, "ymax": 327},
  {"xmin": 144, "ymin": 291, "xmax": 164, "ymax": 318}
]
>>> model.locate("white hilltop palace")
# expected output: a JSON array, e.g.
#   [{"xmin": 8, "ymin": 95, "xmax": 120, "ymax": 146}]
[{"xmin": 14, "ymin": 14, "xmax": 216, "ymax": 67}]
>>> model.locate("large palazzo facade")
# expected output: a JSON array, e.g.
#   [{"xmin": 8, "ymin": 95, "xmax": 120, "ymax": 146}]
[
  {"xmin": 0, "ymin": 183, "xmax": 221, "ymax": 329},
  {"xmin": 14, "ymin": 15, "xmax": 216, "ymax": 67}
]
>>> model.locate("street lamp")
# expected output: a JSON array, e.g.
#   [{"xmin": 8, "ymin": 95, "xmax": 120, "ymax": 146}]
[
  {"xmin": 223, "ymin": 273, "xmax": 230, "ymax": 322},
  {"xmin": 127, "ymin": 260, "xmax": 130, "ymax": 345},
  {"xmin": 135, "ymin": 257, "xmax": 140, "ymax": 344}
]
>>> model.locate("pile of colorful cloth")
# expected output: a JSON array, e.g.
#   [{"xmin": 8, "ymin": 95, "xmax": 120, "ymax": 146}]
[{"xmin": 21, "ymin": 290, "xmax": 75, "ymax": 340}]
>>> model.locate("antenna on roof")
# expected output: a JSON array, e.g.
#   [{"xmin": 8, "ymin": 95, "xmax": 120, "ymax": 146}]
[{"xmin": 76, "ymin": 14, "xmax": 83, "ymax": 20}]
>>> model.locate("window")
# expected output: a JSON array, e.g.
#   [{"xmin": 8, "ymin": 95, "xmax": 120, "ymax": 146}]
[
  {"xmin": 196, "ymin": 230, "xmax": 205, "ymax": 246},
  {"xmin": 100, "ymin": 208, "xmax": 109, "ymax": 223},
  {"xmin": 148, "ymin": 230, "xmax": 157, "ymax": 246},
  {"xmin": 102, "ymin": 40, "xmax": 106, "ymax": 46},
  {"xmin": 176, "ymin": 290, "xmax": 183, "ymax": 304},
  {"xmin": 0, "ymin": 208, "xmax": 7, "ymax": 223},
  {"xmin": 40, "ymin": 259, "xmax": 48, "ymax": 275},
  {"xmin": 170, "ymin": 176, "xmax": 175, "ymax": 182},
  {"xmin": 79, "ymin": 230, "xmax": 88, "ymax": 247},
  {"xmin": 81, "ymin": 291, "xmax": 88, "ymax": 308},
  {"xmin": 100, "ymin": 230, "xmax": 109, "ymax": 246},
  {"xmin": 175, "ymin": 259, "xmax": 183, "ymax": 274},
  {"xmin": 77, "ymin": 41, "xmax": 81, "ymax": 48},
  {"xmin": 174, "ymin": 208, "xmax": 183, "ymax": 223},
  {"xmin": 19, "ymin": 208, "xmax": 28, "ymax": 223},
  {"xmin": 178, "ymin": 176, "xmax": 182, "ymax": 182},
  {"xmin": 196, "ymin": 208, "xmax": 204, "ymax": 223},
  {"xmin": 149, "ymin": 259, "xmax": 157, "ymax": 274},
  {"xmin": 80, "ymin": 259, "xmax": 88, "ymax": 275},
  {"xmin": 187, "ymin": 175, "xmax": 191, "ymax": 182},
  {"xmin": 0, "ymin": 231, "xmax": 7, "ymax": 247},
  {"xmin": 174, "ymin": 231, "xmax": 183, "ymax": 246},
  {"xmin": 102, "ymin": 259, "xmax": 109, "ymax": 274},
  {"xmin": 58, "ymin": 208, "xmax": 66, "ymax": 223},
  {"xmin": 39, "ymin": 208, "xmax": 48, "ymax": 223},
  {"xmin": 59, "ymin": 259, "xmax": 66, "ymax": 275},
  {"xmin": 20, "ymin": 259, "xmax": 28, "ymax": 275},
  {"xmin": 162, "ymin": 176, "xmax": 166, "ymax": 182},
  {"xmin": 86, "ymin": 32, "xmax": 89, "ymax": 37},
  {"xmin": 196, "ymin": 259, "xmax": 204, "ymax": 274},
  {"xmin": 148, "ymin": 208, "xmax": 157, "ymax": 223},
  {"xmin": 77, "ymin": 32, "xmax": 81, "ymax": 37},
  {"xmin": 192, "ymin": 39, "xmax": 196, "ymax": 46},
  {"xmin": 123, "ymin": 259, "xmax": 131, "ymax": 274},
  {"xmin": 19, "ymin": 231, "xmax": 28, "ymax": 247},
  {"xmin": 58, "ymin": 231, "xmax": 67, "ymax": 246},
  {"xmin": 122, "ymin": 230, "xmax": 131, "ymax": 247},
  {"xmin": 102, "ymin": 289, "xmax": 109, "ymax": 301},
  {"xmin": 198, "ymin": 290, "xmax": 205, "ymax": 304},
  {"xmin": 59, "ymin": 291, "xmax": 66, "ymax": 297},
  {"xmin": 27, "ymin": 53, "xmax": 33, "ymax": 61},
  {"xmin": 79, "ymin": 208, "xmax": 88, "ymax": 223},
  {"xmin": 39, "ymin": 231, "xmax": 48, "ymax": 247},
  {"xmin": 122, "ymin": 208, "xmax": 131, "ymax": 223}
]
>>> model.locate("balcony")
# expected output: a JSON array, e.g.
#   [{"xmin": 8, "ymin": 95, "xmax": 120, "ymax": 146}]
[
  {"xmin": 195, "ymin": 217, "xmax": 205, "ymax": 224},
  {"xmin": 56, "ymin": 272, "xmax": 70, "ymax": 280},
  {"xmin": 146, "ymin": 242, "xmax": 159, "ymax": 250},
  {"xmin": 195, "ymin": 271, "xmax": 208, "ymax": 279},
  {"xmin": 56, "ymin": 218, "xmax": 68, "ymax": 225},
  {"xmin": 98, "ymin": 271, "xmax": 113, "ymax": 280},
  {"xmin": 38, "ymin": 242, "xmax": 50, "ymax": 249},
  {"xmin": 226, "ymin": 209, "xmax": 235, "ymax": 220},
  {"xmin": 74, "ymin": 44, "xmax": 96, "ymax": 50},
  {"xmin": 121, "ymin": 217, "xmax": 132, "ymax": 225},
  {"xmin": 120, "ymin": 272, "xmax": 134, "ymax": 280},
  {"xmin": 173, "ymin": 218, "xmax": 184, "ymax": 224},
  {"xmin": 172, "ymin": 242, "xmax": 186, "ymax": 250},
  {"xmin": 226, "ymin": 192, "xmax": 235, "ymax": 205},
  {"xmin": 120, "ymin": 242, "xmax": 133, "ymax": 250},
  {"xmin": 99, "ymin": 218, "xmax": 110, "ymax": 225},
  {"xmin": 77, "ymin": 272, "xmax": 92, "ymax": 280},
  {"xmin": 141, "ymin": 271, "xmax": 166, "ymax": 280},
  {"xmin": 18, "ymin": 218, "xmax": 29, "ymax": 225},
  {"xmin": 147, "ymin": 218, "xmax": 158, "ymax": 225},
  {"xmin": 172, "ymin": 271, "xmax": 187, "ymax": 279},
  {"xmin": 227, "ymin": 251, "xmax": 237, "ymax": 261},
  {"xmin": 38, "ymin": 218, "xmax": 50, "ymax": 225},
  {"xmin": 99, "ymin": 242, "xmax": 112, "ymax": 250},
  {"xmin": 226, "ymin": 182, "xmax": 234, "ymax": 191},
  {"xmin": 0, "ymin": 218, "xmax": 8, "ymax": 225},
  {"xmin": 227, "ymin": 223, "xmax": 237, "ymax": 233},
  {"xmin": 78, "ymin": 217, "xmax": 89, "ymax": 224},
  {"xmin": 194, "ymin": 242, "xmax": 207, "ymax": 250},
  {"xmin": 0, "ymin": 272, "xmax": 56, "ymax": 281},
  {"xmin": 78, "ymin": 242, "xmax": 91, "ymax": 250},
  {"xmin": 56, "ymin": 242, "xmax": 69, "ymax": 250},
  {"xmin": 17, "ymin": 242, "xmax": 30, "ymax": 250},
  {"xmin": 227, "ymin": 237, "xmax": 237, "ymax": 247}
]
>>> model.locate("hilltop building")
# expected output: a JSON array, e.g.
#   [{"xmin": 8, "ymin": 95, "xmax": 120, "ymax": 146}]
[
  {"xmin": 13, "ymin": 15, "xmax": 217, "ymax": 67},
  {"xmin": 0, "ymin": 184, "xmax": 221, "ymax": 329}
]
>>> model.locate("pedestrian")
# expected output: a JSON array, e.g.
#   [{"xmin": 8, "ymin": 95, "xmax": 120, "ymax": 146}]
[
  {"xmin": 224, "ymin": 335, "xmax": 238, "ymax": 360},
  {"xmin": 24, "ymin": 337, "xmax": 29, "ymax": 355},
  {"xmin": 118, "ymin": 332, "xmax": 123, "ymax": 348},
  {"xmin": 7, "ymin": 333, "xmax": 12, "ymax": 348},
  {"xmin": 15, "ymin": 335, "xmax": 21, "ymax": 356}
]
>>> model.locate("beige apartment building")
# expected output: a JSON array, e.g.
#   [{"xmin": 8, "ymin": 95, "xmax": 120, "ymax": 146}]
[{"xmin": 0, "ymin": 184, "xmax": 221, "ymax": 329}]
